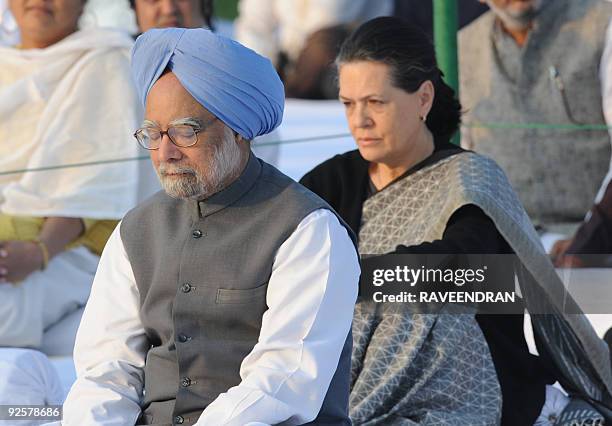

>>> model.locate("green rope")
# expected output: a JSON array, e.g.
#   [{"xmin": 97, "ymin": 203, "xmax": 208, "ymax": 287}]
[
  {"xmin": 253, "ymin": 132, "xmax": 350, "ymax": 147},
  {"xmin": 464, "ymin": 122, "xmax": 611, "ymax": 131},
  {"xmin": 0, "ymin": 133, "xmax": 352, "ymax": 177},
  {"xmin": 0, "ymin": 156, "xmax": 150, "ymax": 177},
  {"xmin": 1, "ymin": 122, "xmax": 610, "ymax": 176}
]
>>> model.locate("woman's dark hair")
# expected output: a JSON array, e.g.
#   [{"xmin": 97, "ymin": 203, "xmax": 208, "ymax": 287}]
[
  {"xmin": 336, "ymin": 16, "xmax": 461, "ymax": 142},
  {"xmin": 129, "ymin": 0, "xmax": 214, "ymax": 31}
]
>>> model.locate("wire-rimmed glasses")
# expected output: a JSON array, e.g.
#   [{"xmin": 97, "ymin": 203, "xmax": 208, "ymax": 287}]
[{"xmin": 133, "ymin": 124, "xmax": 202, "ymax": 150}]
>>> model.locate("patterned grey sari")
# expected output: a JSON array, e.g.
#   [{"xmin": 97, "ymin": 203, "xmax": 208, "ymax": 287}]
[{"xmin": 349, "ymin": 152, "xmax": 612, "ymax": 425}]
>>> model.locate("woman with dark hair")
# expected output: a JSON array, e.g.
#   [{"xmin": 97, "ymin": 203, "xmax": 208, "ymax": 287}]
[
  {"xmin": 0, "ymin": 0, "xmax": 140, "ymax": 348},
  {"xmin": 0, "ymin": 0, "xmax": 141, "ymax": 408},
  {"xmin": 301, "ymin": 16, "xmax": 612, "ymax": 425}
]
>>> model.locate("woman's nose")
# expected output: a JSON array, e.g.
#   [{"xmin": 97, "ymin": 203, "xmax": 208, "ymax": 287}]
[{"xmin": 354, "ymin": 104, "xmax": 373, "ymax": 128}]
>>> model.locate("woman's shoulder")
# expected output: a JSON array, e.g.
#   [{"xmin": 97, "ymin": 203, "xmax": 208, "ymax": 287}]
[
  {"xmin": 451, "ymin": 149, "xmax": 506, "ymax": 175},
  {"xmin": 299, "ymin": 149, "xmax": 368, "ymax": 206},
  {"xmin": 48, "ymin": 28, "xmax": 134, "ymax": 58},
  {"xmin": 301, "ymin": 149, "xmax": 366, "ymax": 184}
]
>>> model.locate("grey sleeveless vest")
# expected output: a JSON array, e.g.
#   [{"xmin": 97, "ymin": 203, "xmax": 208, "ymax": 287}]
[
  {"xmin": 121, "ymin": 154, "xmax": 353, "ymax": 426},
  {"xmin": 459, "ymin": 0, "xmax": 612, "ymax": 224}
]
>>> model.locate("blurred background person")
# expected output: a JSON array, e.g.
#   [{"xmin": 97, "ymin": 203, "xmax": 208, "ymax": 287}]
[
  {"xmin": 0, "ymin": 0, "xmax": 140, "ymax": 352},
  {"xmin": 459, "ymin": 0, "xmax": 612, "ymax": 250},
  {"xmin": 235, "ymin": 0, "xmax": 393, "ymax": 99},
  {"xmin": 129, "ymin": 0, "xmax": 213, "ymax": 34},
  {"xmin": 553, "ymin": 177, "xmax": 612, "ymax": 268},
  {"xmin": 553, "ymin": 16, "xmax": 612, "ymax": 269},
  {"xmin": 0, "ymin": 0, "xmax": 139, "ymax": 44}
]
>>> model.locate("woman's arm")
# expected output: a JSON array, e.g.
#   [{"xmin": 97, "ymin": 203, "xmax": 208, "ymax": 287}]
[
  {"xmin": 393, "ymin": 204, "xmax": 509, "ymax": 255},
  {"xmin": 0, "ymin": 217, "xmax": 84, "ymax": 283}
]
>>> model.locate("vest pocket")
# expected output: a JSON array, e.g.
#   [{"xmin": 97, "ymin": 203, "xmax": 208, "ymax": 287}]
[{"xmin": 215, "ymin": 282, "xmax": 268, "ymax": 304}]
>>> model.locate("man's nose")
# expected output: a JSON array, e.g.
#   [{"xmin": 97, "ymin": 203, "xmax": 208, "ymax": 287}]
[{"xmin": 157, "ymin": 133, "xmax": 183, "ymax": 162}]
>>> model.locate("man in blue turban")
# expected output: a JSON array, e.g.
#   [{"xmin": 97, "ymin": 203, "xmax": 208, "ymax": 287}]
[{"xmin": 61, "ymin": 28, "xmax": 359, "ymax": 426}]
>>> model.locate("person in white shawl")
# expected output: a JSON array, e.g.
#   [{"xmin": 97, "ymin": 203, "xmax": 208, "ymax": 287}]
[{"xmin": 0, "ymin": 0, "xmax": 140, "ymax": 348}]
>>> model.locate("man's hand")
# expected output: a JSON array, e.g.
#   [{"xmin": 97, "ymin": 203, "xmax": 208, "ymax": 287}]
[
  {"xmin": 0, "ymin": 240, "xmax": 44, "ymax": 283},
  {"xmin": 550, "ymin": 238, "xmax": 572, "ymax": 260},
  {"xmin": 554, "ymin": 254, "xmax": 585, "ymax": 268},
  {"xmin": 550, "ymin": 238, "xmax": 586, "ymax": 268}
]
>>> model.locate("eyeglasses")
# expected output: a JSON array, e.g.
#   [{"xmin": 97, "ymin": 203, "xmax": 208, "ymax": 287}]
[
  {"xmin": 134, "ymin": 124, "xmax": 201, "ymax": 150},
  {"xmin": 133, "ymin": 118, "xmax": 217, "ymax": 150}
]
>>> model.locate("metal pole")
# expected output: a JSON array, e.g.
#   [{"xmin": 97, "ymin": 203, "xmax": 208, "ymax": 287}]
[
  {"xmin": 433, "ymin": 0, "xmax": 459, "ymax": 93},
  {"xmin": 433, "ymin": 0, "xmax": 460, "ymax": 144}
]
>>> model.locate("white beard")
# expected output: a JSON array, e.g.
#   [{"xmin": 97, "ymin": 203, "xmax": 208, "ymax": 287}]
[{"xmin": 156, "ymin": 127, "xmax": 243, "ymax": 200}]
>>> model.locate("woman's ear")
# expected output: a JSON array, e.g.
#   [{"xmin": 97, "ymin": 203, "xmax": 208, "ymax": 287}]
[{"xmin": 417, "ymin": 80, "xmax": 435, "ymax": 117}]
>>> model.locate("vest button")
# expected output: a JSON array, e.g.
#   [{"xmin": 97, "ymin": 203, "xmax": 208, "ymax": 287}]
[
  {"xmin": 192, "ymin": 229, "xmax": 203, "ymax": 238},
  {"xmin": 178, "ymin": 334, "xmax": 191, "ymax": 343},
  {"xmin": 180, "ymin": 283, "xmax": 192, "ymax": 293},
  {"xmin": 174, "ymin": 415, "xmax": 184, "ymax": 424},
  {"xmin": 181, "ymin": 377, "xmax": 192, "ymax": 387}
]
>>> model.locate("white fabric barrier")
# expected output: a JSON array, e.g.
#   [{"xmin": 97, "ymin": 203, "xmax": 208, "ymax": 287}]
[{"xmin": 0, "ymin": 349, "xmax": 63, "ymax": 426}]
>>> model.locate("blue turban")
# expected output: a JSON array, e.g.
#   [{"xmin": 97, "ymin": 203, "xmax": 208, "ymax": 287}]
[{"xmin": 131, "ymin": 28, "xmax": 284, "ymax": 140}]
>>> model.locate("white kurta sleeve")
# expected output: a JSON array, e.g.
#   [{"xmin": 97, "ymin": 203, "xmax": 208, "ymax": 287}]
[
  {"xmin": 196, "ymin": 209, "xmax": 359, "ymax": 426},
  {"xmin": 62, "ymin": 223, "xmax": 148, "ymax": 425}
]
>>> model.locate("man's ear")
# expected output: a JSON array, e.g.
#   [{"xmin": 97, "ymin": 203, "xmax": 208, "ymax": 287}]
[{"xmin": 233, "ymin": 131, "xmax": 251, "ymax": 147}]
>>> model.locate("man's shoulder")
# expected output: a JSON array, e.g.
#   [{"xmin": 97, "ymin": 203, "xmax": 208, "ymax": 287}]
[
  {"xmin": 449, "ymin": 151, "xmax": 518, "ymax": 199},
  {"xmin": 574, "ymin": 0, "xmax": 612, "ymax": 30},
  {"xmin": 570, "ymin": 0, "xmax": 612, "ymax": 18},
  {"xmin": 122, "ymin": 190, "xmax": 177, "ymax": 225},
  {"xmin": 459, "ymin": 10, "xmax": 496, "ymax": 47},
  {"xmin": 258, "ymin": 159, "xmax": 357, "ymax": 245},
  {"xmin": 258, "ymin": 159, "xmax": 296, "ymax": 187},
  {"xmin": 458, "ymin": 11, "xmax": 495, "ymax": 86},
  {"xmin": 258, "ymin": 160, "xmax": 331, "ymax": 211}
]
